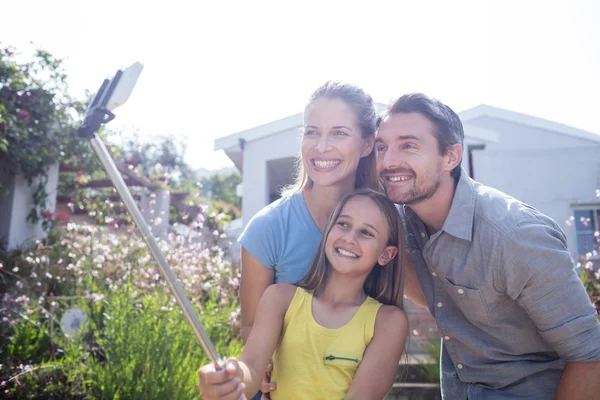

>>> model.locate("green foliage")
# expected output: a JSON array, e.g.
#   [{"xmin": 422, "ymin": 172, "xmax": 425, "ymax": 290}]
[
  {"xmin": 416, "ymin": 337, "xmax": 441, "ymax": 383},
  {"xmin": 0, "ymin": 219, "xmax": 241, "ymax": 399},
  {"xmin": 0, "ymin": 44, "xmax": 84, "ymax": 226},
  {"xmin": 200, "ymin": 172, "xmax": 242, "ymax": 209},
  {"xmin": 579, "ymin": 255, "xmax": 600, "ymax": 318}
]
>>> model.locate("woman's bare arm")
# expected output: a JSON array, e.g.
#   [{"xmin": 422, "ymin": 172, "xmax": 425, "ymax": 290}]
[{"xmin": 240, "ymin": 247, "xmax": 275, "ymax": 342}]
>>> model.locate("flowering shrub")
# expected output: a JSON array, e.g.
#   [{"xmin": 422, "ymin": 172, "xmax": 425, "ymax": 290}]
[
  {"xmin": 578, "ymin": 253, "xmax": 600, "ymax": 317},
  {"xmin": 0, "ymin": 215, "xmax": 242, "ymax": 398}
]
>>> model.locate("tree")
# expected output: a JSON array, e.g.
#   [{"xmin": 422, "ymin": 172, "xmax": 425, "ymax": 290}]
[
  {"xmin": 0, "ymin": 44, "xmax": 84, "ymax": 225},
  {"xmin": 200, "ymin": 172, "xmax": 242, "ymax": 209}
]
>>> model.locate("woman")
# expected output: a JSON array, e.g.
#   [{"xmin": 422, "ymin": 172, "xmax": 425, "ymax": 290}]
[
  {"xmin": 239, "ymin": 81, "xmax": 380, "ymax": 338},
  {"xmin": 237, "ymin": 81, "xmax": 424, "ymax": 398}
]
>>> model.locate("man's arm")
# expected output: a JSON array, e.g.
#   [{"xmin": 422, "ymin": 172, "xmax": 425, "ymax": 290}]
[
  {"xmin": 554, "ymin": 361, "xmax": 600, "ymax": 400},
  {"xmin": 345, "ymin": 305, "xmax": 409, "ymax": 400},
  {"xmin": 501, "ymin": 220, "xmax": 600, "ymax": 398}
]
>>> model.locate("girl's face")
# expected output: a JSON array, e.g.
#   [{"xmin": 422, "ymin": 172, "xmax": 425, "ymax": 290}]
[
  {"xmin": 302, "ymin": 97, "xmax": 373, "ymax": 188},
  {"xmin": 325, "ymin": 196, "xmax": 397, "ymax": 277}
]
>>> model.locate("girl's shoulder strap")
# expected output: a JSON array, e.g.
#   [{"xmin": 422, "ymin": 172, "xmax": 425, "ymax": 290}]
[
  {"xmin": 360, "ymin": 296, "xmax": 384, "ymax": 343},
  {"xmin": 283, "ymin": 286, "xmax": 310, "ymax": 324}
]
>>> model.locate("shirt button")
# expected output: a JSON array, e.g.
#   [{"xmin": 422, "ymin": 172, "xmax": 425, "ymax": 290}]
[
  {"xmin": 421, "ymin": 232, "xmax": 426, "ymax": 238},
  {"xmin": 432, "ymin": 272, "xmax": 437, "ymax": 276},
  {"xmin": 458, "ymin": 289, "xmax": 464, "ymax": 294},
  {"xmin": 437, "ymin": 302, "xmax": 443, "ymax": 308},
  {"xmin": 457, "ymin": 363, "xmax": 464, "ymax": 369},
  {"xmin": 444, "ymin": 336, "xmax": 450, "ymax": 340}
]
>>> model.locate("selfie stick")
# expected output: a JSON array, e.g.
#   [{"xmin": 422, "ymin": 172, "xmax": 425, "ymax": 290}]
[{"xmin": 76, "ymin": 63, "xmax": 222, "ymax": 366}]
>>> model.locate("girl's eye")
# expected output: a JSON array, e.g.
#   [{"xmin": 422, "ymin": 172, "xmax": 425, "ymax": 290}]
[
  {"xmin": 361, "ymin": 229, "xmax": 374, "ymax": 237},
  {"xmin": 376, "ymin": 145, "xmax": 386, "ymax": 152},
  {"xmin": 337, "ymin": 221, "xmax": 349, "ymax": 228}
]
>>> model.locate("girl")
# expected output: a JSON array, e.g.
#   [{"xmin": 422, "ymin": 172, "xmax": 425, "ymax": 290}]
[{"xmin": 198, "ymin": 189, "xmax": 409, "ymax": 400}]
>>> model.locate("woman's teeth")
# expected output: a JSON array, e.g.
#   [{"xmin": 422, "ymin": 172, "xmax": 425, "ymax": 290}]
[{"xmin": 314, "ymin": 160, "xmax": 341, "ymax": 169}]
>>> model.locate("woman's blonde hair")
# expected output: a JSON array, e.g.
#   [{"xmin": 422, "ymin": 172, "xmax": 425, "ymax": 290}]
[
  {"xmin": 296, "ymin": 188, "xmax": 407, "ymax": 309},
  {"xmin": 281, "ymin": 81, "xmax": 382, "ymax": 196}
]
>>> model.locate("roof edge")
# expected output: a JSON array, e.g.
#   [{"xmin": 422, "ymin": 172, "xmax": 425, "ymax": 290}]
[{"xmin": 460, "ymin": 104, "xmax": 600, "ymax": 144}]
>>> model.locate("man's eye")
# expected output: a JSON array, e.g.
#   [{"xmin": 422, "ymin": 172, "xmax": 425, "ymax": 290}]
[{"xmin": 403, "ymin": 143, "xmax": 416, "ymax": 149}]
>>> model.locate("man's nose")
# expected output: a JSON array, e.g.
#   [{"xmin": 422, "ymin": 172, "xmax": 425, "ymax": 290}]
[{"xmin": 380, "ymin": 147, "xmax": 400, "ymax": 171}]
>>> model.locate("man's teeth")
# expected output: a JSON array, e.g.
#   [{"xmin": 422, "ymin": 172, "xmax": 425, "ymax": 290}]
[
  {"xmin": 388, "ymin": 176, "xmax": 412, "ymax": 182},
  {"xmin": 314, "ymin": 160, "xmax": 340, "ymax": 169},
  {"xmin": 337, "ymin": 248, "xmax": 358, "ymax": 258}
]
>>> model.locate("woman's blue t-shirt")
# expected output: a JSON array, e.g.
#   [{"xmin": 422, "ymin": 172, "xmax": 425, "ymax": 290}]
[{"xmin": 238, "ymin": 192, "xmax": 322, "ymax": 284}]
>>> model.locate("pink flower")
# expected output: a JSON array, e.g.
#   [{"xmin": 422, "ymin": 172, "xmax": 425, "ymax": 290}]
[{"xmin": 19, "ymin": 110, "xmax": 31, "ymax": 119}]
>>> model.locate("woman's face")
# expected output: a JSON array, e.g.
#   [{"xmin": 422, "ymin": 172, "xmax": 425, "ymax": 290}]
[{"xmin": 302, "ymin": 97, "xmax": 373, "ymax": 188}]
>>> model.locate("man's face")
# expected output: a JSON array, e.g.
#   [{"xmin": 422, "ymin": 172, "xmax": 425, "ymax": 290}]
[{"xmin": 375, "ymin": 112, "xmax": 446, "ymax": 205}]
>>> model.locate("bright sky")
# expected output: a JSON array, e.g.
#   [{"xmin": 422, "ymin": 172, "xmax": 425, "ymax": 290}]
[{"xmin": 2, "ymin": 0, "xmax": 599, "ymax": 170}]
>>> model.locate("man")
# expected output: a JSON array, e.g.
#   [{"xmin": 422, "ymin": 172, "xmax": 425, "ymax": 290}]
[{"xmin": 375, "ymin": 93, "xmax": 600, "ymax": 399}]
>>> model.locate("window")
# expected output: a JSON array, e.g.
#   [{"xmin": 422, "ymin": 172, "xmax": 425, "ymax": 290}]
[{"xmin": 574, "ymin": 208, "xmax": 600, "ymax": 256}]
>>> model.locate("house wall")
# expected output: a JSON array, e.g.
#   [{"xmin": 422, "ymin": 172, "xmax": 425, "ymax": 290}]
[
  {"xmin": 0, "ymin": 162, "xmax": 60, "ymax": 250},
  {"xmin": 468, "ymin": 117, "xmax": 600, "ymax": 257},
  {"xmin": 241, "ymin": 126, "xmax": 302, "ymax": 224}
]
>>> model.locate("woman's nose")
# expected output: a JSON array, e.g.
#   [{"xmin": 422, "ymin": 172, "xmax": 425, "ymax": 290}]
[{"xmin": 316, "ymin": 136, "xmax": 332, "ymax": 152}]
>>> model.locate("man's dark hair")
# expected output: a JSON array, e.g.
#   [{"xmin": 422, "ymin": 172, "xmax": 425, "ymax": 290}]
[{"xmin": 378, "ymin": 93, "xmax": 464, "ymax": 178}]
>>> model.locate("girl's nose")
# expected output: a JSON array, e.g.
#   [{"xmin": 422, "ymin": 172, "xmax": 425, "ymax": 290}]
[{"xmin": 341, "ymin": 231, "xmax": 358, "ymax": 245}]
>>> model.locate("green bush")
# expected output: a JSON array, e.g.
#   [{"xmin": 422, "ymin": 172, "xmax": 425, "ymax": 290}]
[{"xmin": 1, "ymin": 219, "xmax": 242, "ymax": 399}]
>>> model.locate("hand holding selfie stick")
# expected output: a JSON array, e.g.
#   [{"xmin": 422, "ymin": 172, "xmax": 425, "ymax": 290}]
[{"xmin": 76, "ymin": 63, "xmax": 223, "ymax": 367}]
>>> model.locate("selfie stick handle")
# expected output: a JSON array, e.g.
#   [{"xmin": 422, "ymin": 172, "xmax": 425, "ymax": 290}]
[{"xmin": 77, "ymin": 64, "xmax": 222, "ymax": 367}]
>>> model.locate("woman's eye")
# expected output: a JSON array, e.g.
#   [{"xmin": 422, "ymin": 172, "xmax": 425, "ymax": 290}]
[
  {"xmin": 305, "ymin": 130, "xmax": 318, "ymax": 136},
  {"xmin": 376, "ymin": 146, "xmax": 386, "ymax": 152},
  {"xmin": 333, "ymin": 130, "xmax": 348, "ymax": 136}
]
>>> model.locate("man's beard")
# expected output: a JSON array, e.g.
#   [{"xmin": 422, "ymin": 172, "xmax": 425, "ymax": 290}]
[{"xmin": 381, "ymin": 167, "xmax": 442, "ymax": 205}]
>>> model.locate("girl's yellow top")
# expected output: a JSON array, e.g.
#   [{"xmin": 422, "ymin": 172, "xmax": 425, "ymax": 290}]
[{"xmin": 270, "ymin": 287, "xmax": 382, "ymax": 400}]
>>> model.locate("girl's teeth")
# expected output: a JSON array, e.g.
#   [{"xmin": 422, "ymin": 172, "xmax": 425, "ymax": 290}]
[
  {"xmin": 314, "ymin": 160, "xmax": 340, "ymax": 169},
  {"xmin": 337, "ymin": 248, "xmax": 358, "ymax": 258}
]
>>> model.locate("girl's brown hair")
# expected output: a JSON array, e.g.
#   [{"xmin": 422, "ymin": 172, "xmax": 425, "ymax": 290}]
[
  {"xmin": 297, "ymin": 188, "xmax": 407, "ymax": 308},
  {"xmin": 281, "ymin": 81, "xmax": 382, "ymax": 196}
]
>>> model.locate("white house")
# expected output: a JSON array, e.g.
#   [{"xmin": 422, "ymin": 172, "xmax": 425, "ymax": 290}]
[{"xmin": 215, "ymin": 104, "xmax": 600, "ymax": 260}]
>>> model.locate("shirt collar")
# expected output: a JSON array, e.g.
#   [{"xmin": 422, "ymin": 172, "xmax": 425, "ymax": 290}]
[{"xmin": 441, "ymin": 167, "xmax": 476, "ymax": 241}]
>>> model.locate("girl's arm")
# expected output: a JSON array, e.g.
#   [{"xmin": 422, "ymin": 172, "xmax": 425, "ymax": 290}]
[
  {"xmin": 345, "ymin": 305, "xmax": 409, "ymax": 400},
  {"xmin": 240, "ymin": 247, "xmax": 275, "ymax": 342},
  {"xmin": 198, "ymin": 284, "xmax": 296, "ymax": 399}
]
